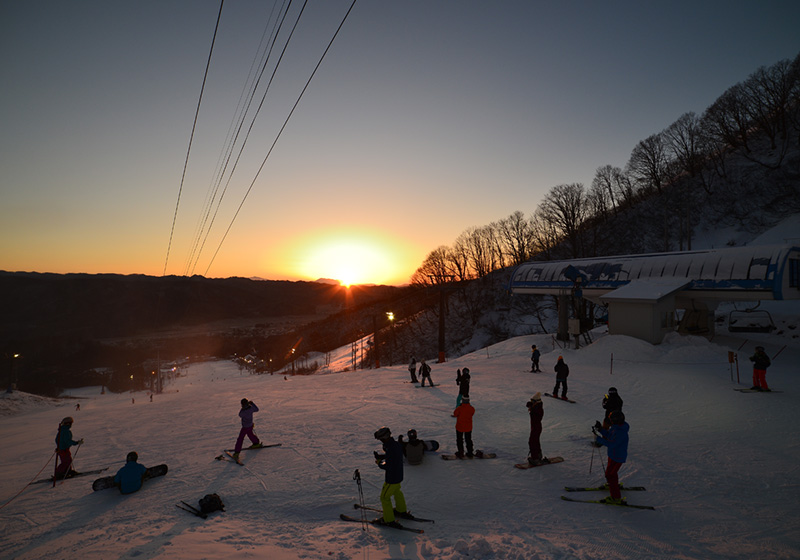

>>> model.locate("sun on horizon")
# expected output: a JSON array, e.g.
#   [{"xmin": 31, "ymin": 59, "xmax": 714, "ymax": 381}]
[{"xmin": 282, "ymin": 228, "xmax": 415, "ymax": 287}]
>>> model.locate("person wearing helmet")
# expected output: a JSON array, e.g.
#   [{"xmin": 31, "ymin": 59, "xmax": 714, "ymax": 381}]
[
  {"xmin": 399, "ymin": 429, "xmax": 429, "ymax": 465},
  {"xmin": 114, "ymin": 451, "xmax": 148, "ymax": 494},
  {"xmin": 553, "ymin": 356, "xmax": 569, "ymax": 400},
  {"xmin": 453, "ymin": 396, "xmax": 475, "ymax": 459},
  {"xmin": 526, "ymin": 393, "xmax": 549, "ymax": 465},
  {"xmin": 455, "ymin": 368, "xmax": 470, "ymax": 407},
  {"xmin": 748, "ymin": 346, "xmax": 771, "ymax": 391},
  {"xmin": 373, "ymin": 427, "xmax": 410, "ymax": 527},
  {"xmin": 530, "ymin": 345, "xmax": 541, "ymax": 373},
  {"xmin": 54, "ymin": 417, "xmax": 84, "ymax": 479},
  {"xmin": 601, "ymin": 387, "xmax": 623, "ymax": 429},
  {"xmin": 419, "ymin": 360, "xmax": 434, "ymax": 387},
  {"xmin": 232, "ymin": 398, "xmax": 264, "ymax": 461},
  {"xmin": 594, "ymin": 409, "xmax": 630, "ymax": 505}
]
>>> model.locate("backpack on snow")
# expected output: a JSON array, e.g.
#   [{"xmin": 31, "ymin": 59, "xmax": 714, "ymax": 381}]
[{"xmin": 199, "ymin": 493, "xmax": 225, "ymax": 514}]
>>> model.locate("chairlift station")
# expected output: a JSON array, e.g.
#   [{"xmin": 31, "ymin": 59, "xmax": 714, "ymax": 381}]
[{"xmin": 509, "ymin": 245, "xmax": 800, "ymax": 344}]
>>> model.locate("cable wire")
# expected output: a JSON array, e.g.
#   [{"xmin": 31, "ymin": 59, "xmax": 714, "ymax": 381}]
[{"xmin": 162, "ymin": 0, "xmax": 226, "ymax": 276}]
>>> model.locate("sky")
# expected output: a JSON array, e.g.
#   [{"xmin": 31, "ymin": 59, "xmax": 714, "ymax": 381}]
[
  {"xmin": 2, "ymin": 1, "xmax": 799, "ymax": 286},
  {"xmin": 1, "ymin": 303, "xmax": 799, "ymax": 559}
]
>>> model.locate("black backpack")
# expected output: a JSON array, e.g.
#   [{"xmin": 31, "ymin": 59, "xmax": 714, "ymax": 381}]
[{"xmin": 199, "ymin": 493, "xmax": 225, "ymax": 514}]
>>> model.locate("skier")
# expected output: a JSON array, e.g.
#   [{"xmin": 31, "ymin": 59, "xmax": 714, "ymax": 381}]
[
  {"xmin": 114, "ymin": 451, "xmax": 148, "ymax": 494},
  {"xmin": 601, "ymin": 387, "xmax": 623, "ymax": 429},
  {"xmin": 455, "ymin": 367, "xmax": 470, "ymax": 407},
  {"xmin": 373, "ymin": 427, "xmax": 410, "ymax": 527},
  {"xmin": 453, "ymin": 396, "xmax": 475, "ymax": 458},
  {"xmin": 526, "ymin": 393, "xmax": 549, "ymax": 465},
  {"xmin": 553, "ymin": 356, "xmax": 569, "ymax": 400},
  {"xmin": 232, "ymin": 398, "xmax": 264, "ymax": 462},
  {"xmin": 399, "ymin": 429, "xmax": 430, "ymax": 465},
  {"xmin": 419, "ymin": 360, "xmax": 434, "ymax": 387},
  {"xmin": 748, "ymin": 346, "xmax": 771, "ymax": 391},
  {"xmin": 594, "ymin": 410, "xmax": 629, "ymax": 505},
  {"xmin": 54, "ymin": 417, "xmax": 83, "ymax": 479},
  {"xmin": 530, "ymin": 345, "xmax": 541, "ymax": 372},
  {"xmin": 408, "ymin": 357, "xmax": 419, "ymax": 383}
]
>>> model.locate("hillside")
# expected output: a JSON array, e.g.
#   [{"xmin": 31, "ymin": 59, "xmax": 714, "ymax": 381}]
[{"xmin": 1, "ymin": 305, "xmax": 798, "ymax": 559}]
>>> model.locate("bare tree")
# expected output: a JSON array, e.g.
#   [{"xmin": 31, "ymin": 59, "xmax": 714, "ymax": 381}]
[
  {"xmin": 497, "ymin": 210, "xmax": 535, "ymax": 265},
  {"xmin": 537, "ymin": 183, "xmax": 589, "ymax": 258},
  {"xmin": 626, "ymin": 132, "xmax": 671, "ymax": 195}
]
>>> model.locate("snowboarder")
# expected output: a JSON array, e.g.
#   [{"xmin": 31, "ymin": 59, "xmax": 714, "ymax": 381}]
[
  {"xmin": 232, "ymin": 398, "xmax": 264, "ymax": 462},
  {"xmin": 114, "ymin": 451, "xmax": 148, "ymax": 494},
  {"xmin": 54, "ymin": 417, "xmax": 83, "ymax": 479},
  {"xmin": 530, "ymin": 345, "xmax": 541, "ymax": 372},
  {"xmin": 553, "ymin": 356, "xmax": 569, "ymax": 400},
  {"xmin": 408, "ymin": 357, "xmax": 419, "ymax": 383},
  {"xmin": 399, "ymin": 429, "xmax": 430, "ymax": 465},
  {"xmin": 601, "ymin": 387, "xmax": 623, "ymax": 429},
  {"xmin": 594, "ymin": 410, "xmax": 629, "ymax": 505},
  {"xmin": 419, "ymin": 360, "xmax": 434, "ymax": 387},
  {"xmin": 456, "ymin": 367, "xmax": 470, "ymax": 407},
  {"xmin": 373, "ymin": 427, "xmax": 410, "ymax": 527},
  {"xmin": 748, "ymin": 346, "xmax": 771, "ymax": 391},
  {"xmin": 453, "ymin": 396, "xmax": 475, "ymax": 458},
  {"xmin": 526, "ymin": 392, "xmax": 549, "ymax": 465}
]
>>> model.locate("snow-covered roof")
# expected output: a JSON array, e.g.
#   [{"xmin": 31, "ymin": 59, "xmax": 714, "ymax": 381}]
[{"xmin": 509, "ymin": 244, "xmax": 800, "ymax": 300}]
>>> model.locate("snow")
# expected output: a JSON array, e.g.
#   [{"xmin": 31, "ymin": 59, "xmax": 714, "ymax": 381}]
[{"xmin": 2, "ymin": 304, "xmax": 800, "ymax": 560}]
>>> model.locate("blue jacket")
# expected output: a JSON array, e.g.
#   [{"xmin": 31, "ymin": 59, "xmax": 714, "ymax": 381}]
[
  {"xmin": 239, "ymin": 402, "xmax": 259, "ymax": 427},
  {"xmin": 114, "ymin": 461, "xmax": 148, "ymax": 494},
  {"xmin": 596, "ymin": 422, "xmax": 629, "ymax": 463},
  {"xmin": 55, "ymin": 426, "xmax": 78, "ymax": 451},
  {"xmin": 377, "ymin": 437, "xmax": 404, "ymax": 484}
]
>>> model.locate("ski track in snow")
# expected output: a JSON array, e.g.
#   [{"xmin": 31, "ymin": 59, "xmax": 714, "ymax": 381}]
[{"xmin": 1, "ymin": 301, "xmax": 800, "ymax": 559}]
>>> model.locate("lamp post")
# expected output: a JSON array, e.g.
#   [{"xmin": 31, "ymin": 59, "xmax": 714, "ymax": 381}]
[{"xmin": 386, "ymin": 312, "xmax": 395, "ymax": 366}]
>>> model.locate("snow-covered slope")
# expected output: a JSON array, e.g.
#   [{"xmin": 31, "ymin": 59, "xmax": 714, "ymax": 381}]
[{"xmin": 1, "ymin": 304, "xmax": 799, "ymax": 559}]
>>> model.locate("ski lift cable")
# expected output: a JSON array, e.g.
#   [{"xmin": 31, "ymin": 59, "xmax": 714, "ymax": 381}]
[
  {"xmin": 162, "ymin": 0, "xmax": 226, "ymax": 277},
  {"xmin": 187, "ymin": 0, "xmax": 301, "ymax": 276},
  {"xmin": 203, "ymin": 0, "xmax": 358, "ymax": 276},
  {"xmin": 183, "ymin": 0, "xmax": 291, "ymax": 276}
]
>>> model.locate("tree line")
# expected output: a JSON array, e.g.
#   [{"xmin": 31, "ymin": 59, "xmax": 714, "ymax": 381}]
[{"xmin": 412, "ymin": 53, "xmax": 800, "ymax": 286}]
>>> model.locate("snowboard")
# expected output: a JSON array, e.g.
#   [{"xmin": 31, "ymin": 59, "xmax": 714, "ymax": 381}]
[
  {"xmin": 92, "ymin": 464, "xmax": 168, "ymax": 491},
  {"xmin": 427, "ymin": 440, "xmax": 440, "ymax": 452},
  {"xmin": 514, "ymin": 456, "xmax": 564, "ymax": 469},
  {"xmin": 544, "ymin": 393, "xmax": 576, "ymax": 403},
  {"xmin": 441, "ymin": 450, "xmax": 496, "ymax": 460}
]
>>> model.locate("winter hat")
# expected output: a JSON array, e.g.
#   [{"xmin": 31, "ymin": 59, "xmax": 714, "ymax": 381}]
[
  {"xmin": 608, "ymin": 387, "xmax": 618, "ymax": 394},
  {"xmin": 407, "ymin": 429, "xmax": 418, "ymax": 440},
  {"xmin": 610, "ymin": 410, "xmax": 626, "ymax": 425},
  {"xmin": 126, "ymin": 451, "xmax": 138, "ymax": 463},
  {"xmin": 531, "ymin": 392, "xmax": 542, "ymax": 402},
  {"xmin": 558, "ymin": 356, "xmax": 563, "ymax": 360},
  {"xmin": 462, "ymin": 367, "xmax": 470, "ymax": 376},
  {"xmin": 60, "ymin": 417, "xmax": 74, "ymax": 426},
  {"xmin": 241, "ymin": 398, "xmax": 250, "ymax": 407}
]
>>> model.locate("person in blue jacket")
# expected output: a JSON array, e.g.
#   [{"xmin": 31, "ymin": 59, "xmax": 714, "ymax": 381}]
[
  {"xmin": 373, "ymin": 427, "xmax": 411, "ymax": 527},
  {"xmin": 54, "ymin": 416, "xmax": 84, "ymax": 478},
  {"xmin": 594, "ymin": 410, "xmax": 629, "ymax": 504},
  {"xmin": 114, "ymin": 451, "xmax": 148, "ymax": 494}
]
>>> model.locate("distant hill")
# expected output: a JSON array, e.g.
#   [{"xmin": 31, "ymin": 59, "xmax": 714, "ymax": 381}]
[{"xmin": 0, "ymin": 272, "xmax": 399, "ymax": 342}]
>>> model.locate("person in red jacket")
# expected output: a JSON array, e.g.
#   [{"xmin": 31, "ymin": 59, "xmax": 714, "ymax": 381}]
[{"xmin": 453, "ymin": 396, "xmax": 475, "ymax": 458}]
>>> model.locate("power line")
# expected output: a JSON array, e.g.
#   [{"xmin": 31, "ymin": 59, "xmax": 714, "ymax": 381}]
[
  {"xmin": 162, "ymin": 0, "xmax": 226, "ymax": 276},
  {"xmin": 203, "ymin": 0, "xmax": 358, "ymax": 276}
]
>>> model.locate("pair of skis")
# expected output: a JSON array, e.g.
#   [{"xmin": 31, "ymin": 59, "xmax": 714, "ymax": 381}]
[
  {"xmin": 30, "ymin": 467, "xmax": 109, "ymax": 486},
  {"xmin": 214, "ymin": 443, "xmax": 282, "ymax": 465},
  {"xmin": 340, "ymin": 504, "xmax": 433, "ymax": 533},
  {"xmin": 561, "ymin": 484, "xmax": 654, "ymax": 509}
]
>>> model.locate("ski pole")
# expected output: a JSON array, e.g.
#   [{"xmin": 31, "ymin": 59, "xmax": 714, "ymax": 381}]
[{"xmin": 353, "ymin": 469, "xmax": 367, "ymax": 530}]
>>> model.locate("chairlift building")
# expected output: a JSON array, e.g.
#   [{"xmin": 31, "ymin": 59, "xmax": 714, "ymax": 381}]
[{"xmin": 509, "ymin": 245, "xmax": 800, "ymax": 344}]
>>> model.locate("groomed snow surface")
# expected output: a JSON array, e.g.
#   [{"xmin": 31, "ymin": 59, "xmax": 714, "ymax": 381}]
[{"xmin": 2, "ymin": 305, "xmax": 799, "ymax": 560}]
